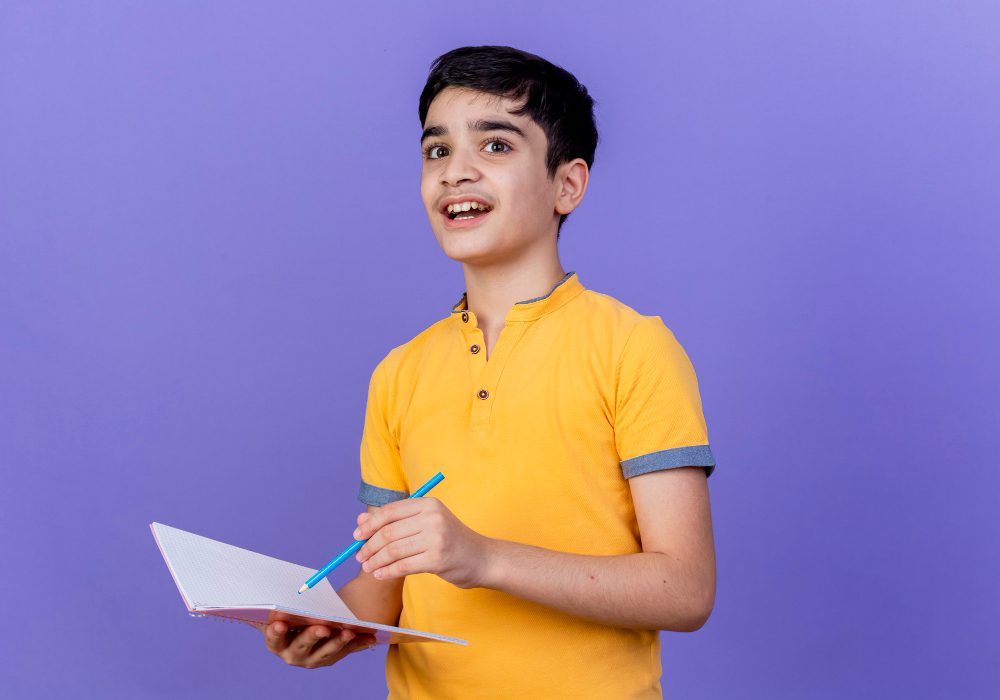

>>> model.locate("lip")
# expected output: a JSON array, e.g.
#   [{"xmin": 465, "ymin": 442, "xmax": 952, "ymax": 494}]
[
  {"xmin": 441, "ymin": 206, "xmax": 493, "ymax": 230},
  {"xmin": 438, "ymin": 194, "xmax": 494, "ymax": 230}
]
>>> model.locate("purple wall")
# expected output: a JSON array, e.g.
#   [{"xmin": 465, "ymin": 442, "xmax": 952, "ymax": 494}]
[{"xmin": 2, "ymin": 2, "xmax": 998, "ymax": 697}]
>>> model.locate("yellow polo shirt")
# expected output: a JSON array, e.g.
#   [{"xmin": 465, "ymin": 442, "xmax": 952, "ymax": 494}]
[{"xmin": 358, "ymin": 271, "xmax": 715, "ymax": 699}]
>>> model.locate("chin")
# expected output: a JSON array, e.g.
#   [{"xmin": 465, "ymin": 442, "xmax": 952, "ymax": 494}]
[
  {"xmin": 437, "ymin": 233, "xmax": 505, "ymax": 266},
  {"xmin": 441, "ymin": 244, "xmax": 497, "ymax": 266}
]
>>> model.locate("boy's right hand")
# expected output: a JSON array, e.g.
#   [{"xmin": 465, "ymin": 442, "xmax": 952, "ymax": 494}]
[{"xmin": 263, "ymin": 620, "xmax": 378, "ymax": 669}]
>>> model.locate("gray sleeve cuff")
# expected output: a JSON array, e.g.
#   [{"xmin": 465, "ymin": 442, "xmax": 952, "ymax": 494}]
[
  {"xmin": 358, "ymin": 480, "xmax": 409, "ymax": 506},
  {"xmin": 620, "ymin": 444, "xmax": 716, "ymax": 479}
]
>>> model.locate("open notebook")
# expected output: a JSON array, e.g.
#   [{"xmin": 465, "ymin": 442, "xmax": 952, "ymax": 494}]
[{"xmin": 151, "ymin": 522, "xmax": 467, "ymax": 646}]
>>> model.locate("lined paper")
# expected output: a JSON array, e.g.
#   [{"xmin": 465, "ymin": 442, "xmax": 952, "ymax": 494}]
[
  {"xmin": 151, "ymin": 522, "xmax": 467, "ymax": 646},
  {"xmin": 152, "ymin": 522, "xmax": 353, "ymax": 615}
]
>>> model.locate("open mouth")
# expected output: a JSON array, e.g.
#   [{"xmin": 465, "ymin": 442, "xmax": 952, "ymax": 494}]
[{"xmin": 444, "ymin": 201, "xmax": 494, "ymax": 222}]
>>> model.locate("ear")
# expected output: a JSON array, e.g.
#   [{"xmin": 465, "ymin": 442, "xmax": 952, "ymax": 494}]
[{"xmin": 554, "ymin": 158, "xmax": 590, "ymax": 216}]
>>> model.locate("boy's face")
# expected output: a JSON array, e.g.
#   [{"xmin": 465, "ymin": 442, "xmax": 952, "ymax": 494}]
[{"xmin": 420, "ymin": 87, "xmax": 563, "ymax": 267}]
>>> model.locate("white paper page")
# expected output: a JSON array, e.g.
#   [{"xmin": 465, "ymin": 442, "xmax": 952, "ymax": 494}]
[{"xmin": 151, "ymin": 522, "xmax": 354, "ymax": 618}]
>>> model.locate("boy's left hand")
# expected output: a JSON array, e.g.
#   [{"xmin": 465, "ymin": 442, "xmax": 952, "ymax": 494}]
[{"xmin": 353, "ymin": 498, "xmax": 492, "ymax": 589}]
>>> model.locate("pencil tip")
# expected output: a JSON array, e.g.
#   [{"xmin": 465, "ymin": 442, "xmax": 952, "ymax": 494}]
[{"xmin": 298, "ymin": 585, "xmax": 308, "ymax": 594}]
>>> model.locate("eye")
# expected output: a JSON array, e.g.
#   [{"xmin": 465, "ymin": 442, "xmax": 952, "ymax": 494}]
[
  {"xmin": 424, "ymin": 143, "xmax": 448, "ymax": 160},
  {"xmin": 484, "ymin": 138, "xmax": 511, "ymax": 154}
]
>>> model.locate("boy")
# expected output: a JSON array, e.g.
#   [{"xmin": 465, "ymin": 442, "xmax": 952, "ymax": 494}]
[{"xmin": 264, "ymin": 45, "xmax": 717, "ymax": 699}]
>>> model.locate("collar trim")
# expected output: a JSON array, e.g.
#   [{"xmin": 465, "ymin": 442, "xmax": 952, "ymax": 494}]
[{"xmin": 449, "ymin": 271, "xmax": 584, "ymax": 323}]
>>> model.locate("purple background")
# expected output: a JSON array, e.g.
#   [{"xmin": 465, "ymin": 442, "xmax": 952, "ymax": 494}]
[{"xmin": 2, "ymin": 2, "xmax": 998, "ymax": 698}]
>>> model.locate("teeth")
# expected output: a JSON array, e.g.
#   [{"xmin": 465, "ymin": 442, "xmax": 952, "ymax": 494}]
[{"xmin": 447, "ymin": 201, "xmax": 491, "ymax": 213}]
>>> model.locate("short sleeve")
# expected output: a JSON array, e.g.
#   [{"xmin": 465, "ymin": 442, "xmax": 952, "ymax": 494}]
[
  {"xmin": 615, "ymin": 316, "xmax": 716, "ymax": 478},
  {"xmin": 357, "ymin": 355, "xmax": 410, "ymax": 506}
]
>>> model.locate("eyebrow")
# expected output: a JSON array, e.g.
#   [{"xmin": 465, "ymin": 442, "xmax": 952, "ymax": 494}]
[{"xmin": 421, "ymin": 118, "xmax": 526, "ymax": 144}]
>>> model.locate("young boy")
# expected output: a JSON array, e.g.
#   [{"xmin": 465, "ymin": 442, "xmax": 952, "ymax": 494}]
[{"xmin": 263, "ymin": 45, "xmax": 717, "ymax": 698}]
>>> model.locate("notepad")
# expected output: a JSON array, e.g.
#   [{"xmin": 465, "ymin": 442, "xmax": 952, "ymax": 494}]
[{"xmin": 151, "ymin": 522, "xmax": 467, "ymax": 646}]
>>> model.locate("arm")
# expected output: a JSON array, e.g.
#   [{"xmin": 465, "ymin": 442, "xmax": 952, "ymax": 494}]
[
  {"xmin": 262, "ymin": 505, "xmax": 404, "ymax": 668},
  {"xmin": 480, "ymin": 466, "xmax": 715, "ymax": 631},
  {"xmin": 337, "ymin": 506, "xmax": 405, "ymax": 625},
  {"xmin": 355, "ymin": 466, "xmax": 716, "ymax": 632}
]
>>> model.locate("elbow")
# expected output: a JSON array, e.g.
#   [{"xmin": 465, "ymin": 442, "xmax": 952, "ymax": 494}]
[
  {"xmin": 651, "ymin": 551, "xmax": 716, "ymax": 632},
  {"xmin": 663, "ymin": 581, "xmax": 715, "ymax": 633},
  {"xmin": 682, "ymin": 596, "xmax": 714, "ymax": 632},
  {"xmin": 688, "ymin": 574, "xmax": 716, "ymax": 630},
  {"xmin": 672, "ymin": 597, "xmax": 714, "ymax": 633}
]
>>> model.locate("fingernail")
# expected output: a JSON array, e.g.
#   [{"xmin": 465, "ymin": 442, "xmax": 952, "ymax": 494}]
[
  {"xmin": 315, "ymin": 629, "xmax": 328, "ymax": 639},
  {"xmin": 353, "ymin": 529, "xmax": 362, "ymax": 539}
]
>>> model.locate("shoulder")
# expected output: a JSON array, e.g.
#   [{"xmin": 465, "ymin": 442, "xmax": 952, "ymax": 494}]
[
  {"xmin": 574, "ymin": 288, "xmax": 679, "ymax": 356},
  {"xmin": 578, "ymin": 288, "xmax": 648, "ymax": 322},
  {"xmin": 368, "ymin": 315, "xmax": 454, "ymax": 385}
]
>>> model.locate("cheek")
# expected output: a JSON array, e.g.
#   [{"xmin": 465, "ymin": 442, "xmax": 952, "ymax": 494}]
[
  {"xmin": 498, "ymin": 176, "xmax": 533, "ymax": 216},
  {"xmin": 420, "ymin": 179, "xmax": 433, "ymax": 213},
  {"xmin": 420, "ymin": 168, "xmax": 441, "ymax": 203},
  {"xmin": 516, "ymin": 180, "xmax": 552, "ymax": 222}
]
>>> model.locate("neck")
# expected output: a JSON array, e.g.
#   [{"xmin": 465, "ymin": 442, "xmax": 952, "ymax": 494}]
[{"xmin": 461, "ymin": 258, "xmax": 566, "ymax": 331}]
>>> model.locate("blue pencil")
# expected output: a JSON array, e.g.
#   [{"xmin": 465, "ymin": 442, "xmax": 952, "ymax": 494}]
[{"xmin": 298, "ymin": 471, "xmax": 445, "ymax": 594}]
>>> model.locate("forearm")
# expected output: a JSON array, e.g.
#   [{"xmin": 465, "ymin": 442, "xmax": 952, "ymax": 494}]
[
  {"xmin": 480, "ymin": 538, "xmax": 714, "ymax": 632},
  {"xmin": 337, "ymin": 569, "xmax": 403, "ymax": 626}
]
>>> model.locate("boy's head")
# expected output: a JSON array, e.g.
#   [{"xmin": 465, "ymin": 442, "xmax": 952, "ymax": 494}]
[{"xmin": 419, "ymin": 46, "xmax": 598, "ymax": 257}]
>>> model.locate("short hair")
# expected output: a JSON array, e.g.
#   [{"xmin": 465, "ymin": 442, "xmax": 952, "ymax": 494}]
[{"xmin": 418, "ymin": 46, "xmax": 599, "ymax": 239}]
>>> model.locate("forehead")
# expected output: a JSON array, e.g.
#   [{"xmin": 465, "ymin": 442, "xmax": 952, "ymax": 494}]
[{"xmin": 424, "ymin": 87, "xmax": 540, "ymax": 135}]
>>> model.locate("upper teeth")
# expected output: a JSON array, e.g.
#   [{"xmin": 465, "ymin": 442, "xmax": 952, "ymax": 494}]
[{"xmin": 447, "ymin": 201, "xmax": 491, "ymax": 213}]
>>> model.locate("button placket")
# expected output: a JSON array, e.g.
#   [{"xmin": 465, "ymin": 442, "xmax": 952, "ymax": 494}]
[{"xmin": 468, "ymin": 322, "xmax": 526, "ymax": 431}]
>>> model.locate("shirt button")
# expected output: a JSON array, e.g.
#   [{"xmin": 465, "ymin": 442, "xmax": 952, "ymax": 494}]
[
  {"xmin": 461, "ymin": 312, "xmax": 469, "ymax": 323},
  {"xmin": 477, "ymin": 389, "xmax": 489, "ymax": 400},
  {"xmin": 470, "ymin": 344, "xmax": 480, "ymax": 354}
]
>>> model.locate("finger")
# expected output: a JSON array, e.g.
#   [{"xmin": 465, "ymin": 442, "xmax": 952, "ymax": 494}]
[
  {"xmin": 357, "ymin": 517, "xmax": 423, "ymax": 564},
  {"xmin": 355, "ymin": 632, "xmax": 378, "ymax": 647},
  {"xmin": 362, "ymin": 533, "xmax": 427, "ymax": 574},
  {"xmin": 370, "ymin": 550, "xmax": 426, "ymax": 581},
  {"xmin": 338, "ymin": 631, "xmax": 378, "ymax": 656},
  {"xmin": 286, "ymin": 625, "xmax": 334, "ymax": 662},
  {"xmin": 357, "ymin": 511, "xmax": 372, "ymax": 525},
  {"xmin": 354, "ymin": 498, "xmax": 431, "ymax": 540},
  {"xmin": 264, "ymin": 621, "xmax": 290, "ymax": 653},
  {"xmin": 303, "ymin": 628, "xmax": 362, "ymax": 667},
  {"xmin": 342, "ymin": 633, "xmax": 379, "ymax": 655}
]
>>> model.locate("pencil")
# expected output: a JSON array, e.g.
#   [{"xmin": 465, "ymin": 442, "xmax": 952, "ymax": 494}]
[{"xmin": 297, "ymin": 471, "xmax": 445, "ymax": 593}]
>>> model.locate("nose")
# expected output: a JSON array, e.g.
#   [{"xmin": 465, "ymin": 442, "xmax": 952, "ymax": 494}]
[{"xmin": 440, "ymin": 145, "xmax": 479, "ymax": 187}]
